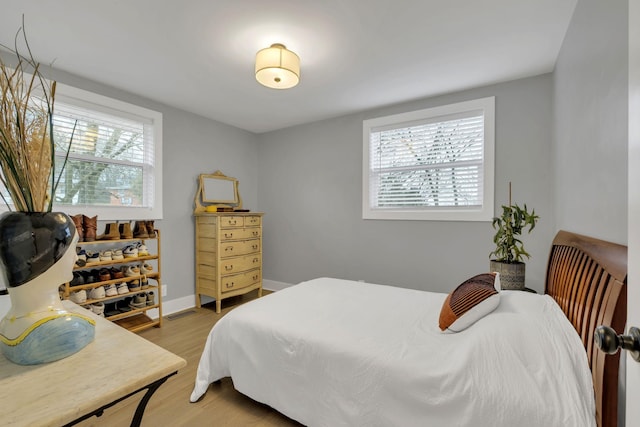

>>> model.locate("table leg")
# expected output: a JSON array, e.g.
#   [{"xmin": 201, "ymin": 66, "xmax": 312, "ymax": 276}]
[{"xmin": 129, "ymin": 376, "xmax": 169, "ymax": 427}]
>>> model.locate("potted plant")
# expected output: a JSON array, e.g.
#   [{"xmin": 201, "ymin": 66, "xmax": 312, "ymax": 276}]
[
  {"xmin": 489, "ymin": 184, "xmax": 539, "ymax": 290},
  {"xmin": 0, "ymin": 23, "xmax": 94, "ymax": 365}
]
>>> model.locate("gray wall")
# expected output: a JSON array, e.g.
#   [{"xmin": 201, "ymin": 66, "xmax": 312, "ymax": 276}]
[
  {"xmin": 257, "ymin": 74, "xmax": 555, "ymax": 293},
  {"xmin": 34, "ymin": 65, "xmax": 260, "ymax": 303},
  {"xmin": 553, "ymin": 0, "xmax": 628, "ymax": 244}
]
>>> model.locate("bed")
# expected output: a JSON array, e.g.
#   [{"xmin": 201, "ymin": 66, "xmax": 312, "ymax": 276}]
[{"xmin": 190, "ymin": 230, "xmax": 627, "ymax": 427}]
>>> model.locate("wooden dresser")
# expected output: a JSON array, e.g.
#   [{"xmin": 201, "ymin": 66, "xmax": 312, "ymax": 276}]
[{"xmin": 194, "ymin": 212, "xmax": 264, "ymax": 313}]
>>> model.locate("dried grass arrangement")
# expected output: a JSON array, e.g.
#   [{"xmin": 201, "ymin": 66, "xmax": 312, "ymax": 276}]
[{"xmin": 0, "ymin": 23, "xmax": 71, "ymax": 213}]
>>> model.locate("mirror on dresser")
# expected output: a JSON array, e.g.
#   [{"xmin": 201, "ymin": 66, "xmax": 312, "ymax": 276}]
[{"xmin": 194, "ymin": 170, "xmax": 242, "ymax": 212}]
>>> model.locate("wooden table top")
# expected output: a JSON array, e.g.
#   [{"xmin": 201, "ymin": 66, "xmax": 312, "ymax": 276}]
[{"xmin": 0, "ymin": 301, "xmax": 186, "ymax": 427}]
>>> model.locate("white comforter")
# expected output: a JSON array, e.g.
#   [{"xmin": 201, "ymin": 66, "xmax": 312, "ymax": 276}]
[{"xmin": 190, "ymin": 278, "xmax": 595, "ymax": 427}]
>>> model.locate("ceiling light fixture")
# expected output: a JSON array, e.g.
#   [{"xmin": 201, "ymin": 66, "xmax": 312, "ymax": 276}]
[{"xmin": 255, "ymin": 43, "xmax": 300, "ymax": 89}]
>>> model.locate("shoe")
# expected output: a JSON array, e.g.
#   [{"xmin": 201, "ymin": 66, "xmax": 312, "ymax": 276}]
[
  {"xmin": 136, "ymin": 243, "xmax": 149, "ymax": 256},
  {"xmin": 117, "ymin": 282, "xmax": 129, "ymax": 295},
  {"xmin": 98, "ymin": 222, "xmax": 120, "ymax": 240},
  {"xmin": 119, "ymin": 221, "xmax": 133, "ymax": 239},
  {"xmin": 98, "ymin": 268, "xmax": 111, "ymax": 282},
  {"xmin": 118, "ymin": 298, "xmax": 132, "ymax": 312},
  {"xmin": 69, "ymin": 289, "xmax": 87, "ymax": 304},
  {"xmin": 124, "ymin": 265, "xmax": 141, "ymax": 277},
  {"xmin": 99, "ymin": 250, "xmax": 113, "ymax": 262},
  {"xmin": 90, "ymin": 302, "xmax": 105, "ymax": 317},
  {"xmin": 104, "ymin": 302, "xmax": 119, "ymax": 317},
  {"xmin": 76, "ymin": 248, "xmax": 87, "ymax": 267},
  {"xmin": 146, "ymin": 291, "xmax": 155, "ymax": 306},
  {"xmin": 145, "ymin": 220, "xmax": 156, "ymax": 238},
  {"xmin": 104, "ymin": 283, "xmax": 118, "ymax": 297},
  {"xmin": 83, "ymin": 215, "xmax": 97, "ymax": 242},
  {"xmin": 129, "ymin": 293, "xmax": 146, "ymax": 309},
  {"xmin": 86, "ymin": 251, "xmax": 100, "ymax": 264},
  {"xmin": 140, "ymin": 263, "xmax": 153, "ymax": 274},
  {"xmin": 70, "ymin": 272, "xmax": 85, "ymax": 287},
  {"xmin": 110, "ymin": 267, "xmax": 124, "ymax": 279},
  {"xmin": 71, "ymin": 214, "xmax": 84, "ymax": 242},
  {"xmin": 140, "ymin": 275, "xmax": 149, "ymax": 290},
  {"xmin": 128, "ymin": 280, "xmax": 141, "ymax": 292},
  {"xmin": 112, "ymin": 249, "xmax": 124, "ymax": 260},
  {"xmin": 133, "ymin": 221, "xmax": 149, "ymax": 238},
  {"xmin": 82, "ymin": 270, "xmax": 96, "ymax": 284},
  {"xmin": 89, "ymin": 286, "xmax": 105, "ymax": 300},
  {"xmin": 123, "ymin": 245, "xmax": 138, "ymax": 258}
]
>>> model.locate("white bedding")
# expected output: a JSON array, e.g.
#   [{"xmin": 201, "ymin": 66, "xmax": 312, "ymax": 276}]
[{"xmin": 190, "ymin": 277, "xmax": 595, "ymax": 427}]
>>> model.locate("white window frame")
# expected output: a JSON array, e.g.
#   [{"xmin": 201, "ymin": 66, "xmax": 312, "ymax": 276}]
[
  {"xmin": 51, "ymin": 84, "xmax": 163, "ymax": 221},
  {"xmin": 362, "ymin": 97, "xmax": 494, "ymax": 221}
]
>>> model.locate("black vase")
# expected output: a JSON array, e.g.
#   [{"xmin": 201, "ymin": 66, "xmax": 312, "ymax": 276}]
[
  {"xmin": 0, "ymin": 211, "xmax": 76, "ymax": 288},
  {"xmin": 0, "ymin": 211, "xmax": 95, "ymax": 365}
]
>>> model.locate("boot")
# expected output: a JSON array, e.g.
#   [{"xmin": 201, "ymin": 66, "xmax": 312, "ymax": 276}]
[
  {"xmin": 145, "ymin": 220, "xmax": 155, "ymax": 237},
  {"xmin": 83, "ymin": 215, "xmax": 97, "ymax": 242},
  {"xmin": 71, "ymin": 214, "xmax": 84, "ymax": 242},
  {"xmin": 133, "ymin": 221, "xmax": 149, "ymax": 238},
  {"xmin": 119, "ymin": 221, "xmax": 133, "ymax": 239},
  {"xmin": 98, "ymin": 223, "xmax": 120, "ymax": 240}
]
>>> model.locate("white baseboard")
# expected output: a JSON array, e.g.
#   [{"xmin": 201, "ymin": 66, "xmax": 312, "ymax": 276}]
[
  {"xmin": 148, "ymin": 294, "xmax": 197, "ymax": 319},
  {"xmin": 263, "ymin": 279, "xmax": 293, "ymax": 291}
]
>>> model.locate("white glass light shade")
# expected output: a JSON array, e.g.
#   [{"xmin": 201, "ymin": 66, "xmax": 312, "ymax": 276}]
[{"xmin": 255, "ymin": 43, "xmax": 300, "ymax": 89}]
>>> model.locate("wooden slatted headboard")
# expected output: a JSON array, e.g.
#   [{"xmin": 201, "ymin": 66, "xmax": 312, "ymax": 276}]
[{"xmin": 545, "ymin": 230, "xmax": 627, "ymax": 427}]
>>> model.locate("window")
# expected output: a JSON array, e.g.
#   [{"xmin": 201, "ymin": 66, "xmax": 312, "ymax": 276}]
[
  {"xmin": 362, "ymin": 97, "xmax": 494, "ymax": 221},
  {"xmin": 51, "ymin": 84, "xmax": 162, "ymax": 220}
]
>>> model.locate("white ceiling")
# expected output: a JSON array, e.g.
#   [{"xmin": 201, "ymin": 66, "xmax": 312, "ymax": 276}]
[{"xmin": 0, "ymin": 0, "xmax": 577, "ymax": 134}]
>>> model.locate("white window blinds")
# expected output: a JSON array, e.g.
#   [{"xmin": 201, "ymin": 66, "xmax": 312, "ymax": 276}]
[
  {"xmin": 53, "ymin": 101, "xmax": 154, "ymax": 208},
  {"xmin": 363, "ymin": 97, "xmax": 494, "ymax": 221},
  {"xmin": 50, "ymin": 84, "xmax": 163, "ymax": 220},
  {"xmin": 370, "ymin": 112, "xmax": 484, "ymax": 208}
]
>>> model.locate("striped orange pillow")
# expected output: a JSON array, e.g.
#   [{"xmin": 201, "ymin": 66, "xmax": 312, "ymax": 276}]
[{"xmin": 439, "ymin": 273, "xmax": 500, "ymax": 332}]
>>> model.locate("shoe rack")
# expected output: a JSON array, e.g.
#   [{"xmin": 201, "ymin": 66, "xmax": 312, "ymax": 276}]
[{"xmin": 62, "ymin": 227, "xmax": 163, "ymax": 333}]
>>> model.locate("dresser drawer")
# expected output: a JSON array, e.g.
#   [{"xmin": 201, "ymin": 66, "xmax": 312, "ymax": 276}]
[
  {"xmin": 220, "ymin": 254, "xmax": 262, "ymax": 275},
  {"xmin": 245, "ymin": 216, "xmax": 261, "ymax": 227},
  {"xmin": 220, "ymin": 269, "xmax": 261, "ymax": 293},
  {"xmin": 219, "ymin": 216, "xmax": 244, "ymax": 228},
  {"xmin": 219, "ymin": 239, "xmax": 261, "ymax": 257},
  {"xmin": 220, "ymin": 227, "xmax": 262, "ymax": 241}
]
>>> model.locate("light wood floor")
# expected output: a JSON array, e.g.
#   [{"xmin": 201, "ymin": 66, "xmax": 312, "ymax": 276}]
[{"xmin": 75, "ymin": 290, "xmax": 303, "ymax": 427}]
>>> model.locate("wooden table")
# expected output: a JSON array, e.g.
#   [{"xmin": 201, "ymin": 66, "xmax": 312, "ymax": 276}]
[{"xmin": 0, "ymin": 301, "xmax": 186, "ymax": 426}]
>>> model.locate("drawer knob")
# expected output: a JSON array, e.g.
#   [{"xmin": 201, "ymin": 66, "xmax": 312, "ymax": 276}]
[
  {"xmin": 252, "ymin": 245, "xmax": 258, "ymax": 250},
  {"xmin": 253, "ymin": 258, "xmax": 259, "ymax": 263},
  {"xmin": 225, "ymin": 246, "xmax": 234, "ymax": 252},
  {"xmin": 225, "ymin": 265, "xmax": 234, "ymax": 271},
  {"xmin": 226, "ymin": 282, "xmax": 234, "ymax": 288},
  {"xmin": 225, "ymin": 233, "xmax": 233, "ymax": 238}
]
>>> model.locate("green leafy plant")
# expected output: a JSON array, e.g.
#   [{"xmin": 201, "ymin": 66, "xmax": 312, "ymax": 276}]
[
  {"xmin": 490, "ymin": 190, "xmax": 539, "ymax": 263},
  {"xmin": 0, "ymin": 20, "xmax": 72, "ymax": 212}
]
